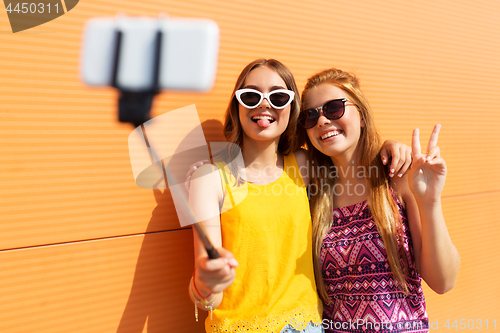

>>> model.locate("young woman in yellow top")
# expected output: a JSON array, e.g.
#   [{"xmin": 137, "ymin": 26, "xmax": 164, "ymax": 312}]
[{"xmin": 188, "ymin": 59, "xmax": 411, "ymax": 333}]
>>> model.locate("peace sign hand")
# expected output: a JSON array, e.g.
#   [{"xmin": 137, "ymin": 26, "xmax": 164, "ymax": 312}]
[{"xmin": 407, "ymin": 124, "xmax": 447, "ymax": 204}]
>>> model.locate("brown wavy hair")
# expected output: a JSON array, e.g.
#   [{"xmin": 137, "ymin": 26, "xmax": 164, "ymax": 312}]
[{"xmin": 297, "ymin": 68, "xmax": 409, "ymax": 304}]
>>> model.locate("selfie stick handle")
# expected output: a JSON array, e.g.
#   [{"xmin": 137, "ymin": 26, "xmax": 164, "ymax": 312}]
[
  {"xmin": 193, "ymin": 224, "xmax": 220, "ymax": 260},
  {"xmin": 111, "ymin": 28, "xmax": 162, "ymax": 127}
]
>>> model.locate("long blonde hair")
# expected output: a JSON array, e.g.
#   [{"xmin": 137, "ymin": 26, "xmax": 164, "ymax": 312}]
[{"xmin": 297, "ymin": 68, "xmax": 409, "ymax": 304}]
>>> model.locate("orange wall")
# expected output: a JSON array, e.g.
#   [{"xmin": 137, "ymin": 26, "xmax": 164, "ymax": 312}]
[{"xmin": 1, "ymin": 0, "xmax": 499, "ymax": 332}]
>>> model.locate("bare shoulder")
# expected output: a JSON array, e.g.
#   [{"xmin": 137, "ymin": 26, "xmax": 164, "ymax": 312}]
[
  {"xmin": 189, "ymin": 163, "xmax": 224, "ymax": 201},
  {"xmin": 192, "ymin": 163, "xmax": 219, "ymax": 179},
  {"xmin": 293, "ymin": 148, "xmax": 309, "ymax": 186}
]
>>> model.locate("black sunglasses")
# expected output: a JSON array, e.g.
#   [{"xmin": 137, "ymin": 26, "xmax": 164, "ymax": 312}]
[{"xmin": 299, "ymin": 98, "xmax": 351, "ymax": 129}]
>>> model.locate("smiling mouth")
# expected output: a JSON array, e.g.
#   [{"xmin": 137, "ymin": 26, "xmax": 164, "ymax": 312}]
[
  {"xmin": 251, "ymin": 115, "xmax": 276, "ymax": 124},
  {"xmin": 320, "ymin": 130, "xmax": 341, "ymax": 140}
]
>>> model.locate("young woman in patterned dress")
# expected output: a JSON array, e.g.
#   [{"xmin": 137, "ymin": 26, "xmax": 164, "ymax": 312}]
[{"xmin": 297, "ymin": 68, "xmax": 460, "ymax": 333}]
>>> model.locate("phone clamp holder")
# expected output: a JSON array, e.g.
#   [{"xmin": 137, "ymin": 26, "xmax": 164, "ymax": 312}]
[{"xmin": 111, "ymin": 29, "xmax": 163, "ymax": 128}]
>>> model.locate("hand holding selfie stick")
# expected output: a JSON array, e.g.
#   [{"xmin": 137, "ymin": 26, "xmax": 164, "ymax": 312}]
[{"xmin": 109, "ymin": 19, "xmax": 219, "ymax": 259}]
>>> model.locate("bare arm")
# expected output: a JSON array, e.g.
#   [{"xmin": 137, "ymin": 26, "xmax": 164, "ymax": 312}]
[
  {"xmin": 395, "ymin": 125, "xmax": 459, "ymax": 294},
  {"xmin": 188, "ymin": 164, "xmax": 238, "ymax": 310}
]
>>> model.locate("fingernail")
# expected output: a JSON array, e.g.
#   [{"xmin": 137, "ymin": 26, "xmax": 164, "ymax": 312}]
[
  {"xmin": 382, "ymin": 158, "xmax": 387, "ymax": 164},
  {"xmin": 390, "ymin": 169, "xmax": 395, "ymax": 173},
  {"xmin": 193, "ymin": 165, "xmax": 198, "ymax": 170},
  {"xmin": 398, "ymin": 174, "xmax": 403, "ymax": 178}
]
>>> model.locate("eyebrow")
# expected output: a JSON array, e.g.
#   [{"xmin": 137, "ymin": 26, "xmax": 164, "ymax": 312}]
[{"xmin": 242, "ymin": 85, "xmax": 287, "ymax": 91}]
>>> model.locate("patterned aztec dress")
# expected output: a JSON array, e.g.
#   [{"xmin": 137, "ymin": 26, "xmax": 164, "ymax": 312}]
[{"xmin": 320, "ymin": 196, "xmax": 429, "ymax": 333}]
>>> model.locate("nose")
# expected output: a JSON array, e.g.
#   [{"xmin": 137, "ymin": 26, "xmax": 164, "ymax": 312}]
[
  {"xmin": 317, "ymin": 108, "xmax": 331, "ymax": 126},
  {"xmin": 259, "ymin": 96, "xmax": 271, "ymax": 108}
]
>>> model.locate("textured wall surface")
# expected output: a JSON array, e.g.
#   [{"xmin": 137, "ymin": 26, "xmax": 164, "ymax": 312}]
[{"xmin": 1, "ymin": 0, "xmax": 499, "ymax": 332}]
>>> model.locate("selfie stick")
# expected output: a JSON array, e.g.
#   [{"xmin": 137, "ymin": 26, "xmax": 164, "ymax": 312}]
[
  {"xmin": 140, "ymin": 125, "xmax": 220, "ymax": 260},
  {"xmin": 111, "ymin": 26, "xmax": 220, "ymax": 259}
]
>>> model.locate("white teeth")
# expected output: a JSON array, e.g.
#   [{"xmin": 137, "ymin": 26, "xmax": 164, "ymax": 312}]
[
  {"xmin": 252, "ymin": 115, "xmax": 275, "ymax": 121},
  {"xmin": 321, "ymin": 131, "xmax": 340, "ymax": 140}
]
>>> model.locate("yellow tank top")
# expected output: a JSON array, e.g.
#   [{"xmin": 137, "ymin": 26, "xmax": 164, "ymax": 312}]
[{"xmin": 207, "ymin": 153, "xmax": 322, "ymax": 333}]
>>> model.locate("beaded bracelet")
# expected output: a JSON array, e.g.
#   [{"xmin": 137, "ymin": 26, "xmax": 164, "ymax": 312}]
[{"xmin": 190, "ymin": 268, "xmax": 217, "ymax": 321}]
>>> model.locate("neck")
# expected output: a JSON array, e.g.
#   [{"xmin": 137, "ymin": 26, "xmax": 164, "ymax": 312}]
[
  {"xmin": 329, "ymin": 149, "xmax": 369, "ymax": 208},
  {"xmin": 241, "ymin": 136, "xmax": 283, "ymax": 184},
  {"xmin": 241, "ymin": 136, "xmax": 281, "ymax": 167},
  {"xmin": 330, "ymin": 148, "xmax": 362, "ymax": 185}
]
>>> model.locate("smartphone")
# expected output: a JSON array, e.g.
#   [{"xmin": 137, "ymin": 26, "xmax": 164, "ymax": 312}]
[{"xmin": 80, "ymin": 15, "xmax": 219, "ymax": 92}]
